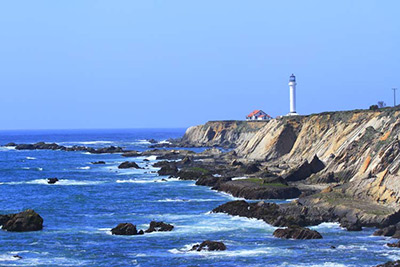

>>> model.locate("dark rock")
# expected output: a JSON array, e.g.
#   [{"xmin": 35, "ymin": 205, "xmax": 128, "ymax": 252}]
[
  {"xmin": 145, "ymin": 221, "xmax": 174, "ymax": 233},
  {"xmin": 191, "ymin": 240, "xmax": 227, "ymax": 251},
  {"xmin": 157, "ymin": 164, "xmax": 178, "ymax": 176},
  {"xmin": 118, "ymin": 161, "xmax": 141, "ymax": 169},
  {"xmin": 273, "ymin": 226, "xmax": 323, "ymax": 239},
  {"xmin": 177, "ymin": 167, "xmax": 211, "ymax": 180},
  {"xmin": 91, "ymin": 161, "xmax": 106, "ymax": 164},
  {"xmin": 143, "ymin": 159, "xmax": 150, "ymax": 162},
  {"xmin": 212, "ymin": 179, "xmax": 301, "ymax": 200},
  {"xmin": 111, "ymin": 223, "xmax": 138, "ymax": 235},
  {"xmin": 122, "ymin": 151, "xmax": 141, "ymax": 157},
  {"xmin": 340, "ymin": 219, "xmax": 362, "ymax": 231},
  {"xmin": 374, "ymin": 224, "xmax": 400, "ymax": 238},
  {"xmin": 196, "ymin": 176, "xmax": 231, "ymax": 187},
  {"xmin": 180, "ymin": 156, "xmax": 192, "ymax": 165},
  {"xmin": 11, "ymin": 142, "xmax": 125, "ymax": 154},
  {"xmin": 284, "ymin": 155, "xmax": 325, "ymax": 182},
  {"xmin": 243, "ymin": 163, "xmax": 260, "ymax": 174},
  {"xmin": 5, "ymin": 142, "xmax": 16, "ymax": 146},
  {"xmin": 374, "ymin": 260, "xmax": 400, "ymax": 267},
  {"xmin": 387, "ymin": 241, "xmax": 400, "ymax": 248},
  {"xmin": 13, "ymin": 255, "xmax": 23, "ymax": 260},
  {"xmin": 1, "ymin": 209, "xmax": 43, "ymax": 232},
  {"xmin": 212, "ymin": 200, "xmax": 332, "ymax": 227},
  {"xmin": 147, "ymin": 139, "xmax": 158, "ymax": 144},
  {"xmin": 230, "ymin": 159, "xmax": 243, "ymax": 166},
  {"xmin": 47, "ymin": 178, "xmax": 59, "ymax": 184}
]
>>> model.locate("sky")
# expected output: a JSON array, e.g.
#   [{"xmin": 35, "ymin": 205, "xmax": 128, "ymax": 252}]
[{"xmin": 0, "ymin": 1, "xmax": 399, "ymax": 129}]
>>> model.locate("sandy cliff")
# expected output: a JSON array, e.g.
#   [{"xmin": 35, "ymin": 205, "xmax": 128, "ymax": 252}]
[{"xmin": 182, "ymin": 108, "xmax": 400, "ymax": 209}]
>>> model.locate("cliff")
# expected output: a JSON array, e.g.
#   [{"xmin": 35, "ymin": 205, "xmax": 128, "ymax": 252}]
[
  {"xmin": 179, "ymin": 120, "xmax": 269, "ymax": 148},
  {"xmin": 182, "ymin": 108, "xmax": 400, "ymax": 209}
]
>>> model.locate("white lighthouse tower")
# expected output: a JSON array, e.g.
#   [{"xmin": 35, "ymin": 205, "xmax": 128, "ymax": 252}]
[{"xmin": 287, "ymin": 74, "xmax": 298, "ymax": 116}]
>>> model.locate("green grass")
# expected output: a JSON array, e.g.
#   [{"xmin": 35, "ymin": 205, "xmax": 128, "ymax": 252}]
[{"xmin": 242, "ymin": 178, "xmax": 288, "ymax": 187}]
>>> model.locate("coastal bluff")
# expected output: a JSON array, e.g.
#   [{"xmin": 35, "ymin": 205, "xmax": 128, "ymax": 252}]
[
  {"xmin": 180, "ymin": 108, "xmax": 400, "ymax": 210},
  {"xmin": 179, "ymin": 120, "xmax": 269, "ymax": 148}
]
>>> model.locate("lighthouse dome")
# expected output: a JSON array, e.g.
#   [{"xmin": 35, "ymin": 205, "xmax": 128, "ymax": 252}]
[{"xmin": 289, "ymin": 74, "xmax": 296, "ymax": 82}]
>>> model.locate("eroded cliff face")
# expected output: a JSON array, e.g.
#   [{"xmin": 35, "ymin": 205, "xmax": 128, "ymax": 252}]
[
  {"xmin": 183, "ymin": 108, "xmax": 400, "ymax": 208},
  {"xmin": 180, "ymin": 120, "xmax": 269, "ymax": 148}
]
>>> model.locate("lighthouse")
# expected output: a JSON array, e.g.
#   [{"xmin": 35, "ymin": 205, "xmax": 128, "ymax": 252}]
[{"xmin": 288, "ymin": 74, "xmax": 298, "ymax": 116}]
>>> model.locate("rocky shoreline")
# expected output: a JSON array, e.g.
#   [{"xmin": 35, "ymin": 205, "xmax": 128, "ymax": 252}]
[{"xmin": 4, "ymin": 108, "xmax": 400, "ymax": 266}]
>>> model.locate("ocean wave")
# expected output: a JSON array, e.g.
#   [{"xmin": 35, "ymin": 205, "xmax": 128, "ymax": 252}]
[
  {"xmin": 277, "ymin": 263, "xmax": 349, "ymax": 267},
  {"xmin": 156, "ymin": 198, "xmax": 219, "ymax": 203},
  {"xmin": 116, "ymin": 179, "xmax": 161, "ymax": 184},
  {"xmin": 77, "ymin": 166, "xmax": 91, "ymax": 170},
  {"xmin": 26, "ymin": 157, "xmax": 36, "ymax": 160},
  {"xmin": 60, "ymin": 141, "xmax": 114, "ymax": 145},
  {"xmin": 0, "ymin": 253, "xmax": 20, "ymax": 262},
  {"xmin": 3, "ymin": 179, "xmax": 102, "ymax": 186},
  {"xmin": 168, "ymin": 245, "xmax": 287, "ymax": 257},
  {"xmin": 0, "ymin": 146, "xmax": 16, "ymax": 151}
]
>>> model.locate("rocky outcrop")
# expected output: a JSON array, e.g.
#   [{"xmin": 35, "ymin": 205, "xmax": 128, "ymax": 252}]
[
  {"xmin": 6, "ymin": 142, "xmax": 125, "ymax": 154},
  {"xmin": 212, "ymin": 179, "xmax": 301, "ymax": 200},
  {"xmin": 145, "ymin": 221, "xmax": 174, "ymax": 233},
  {"xmin": 374, "ymin": 223, "xmax": 400, "ymax": 238},
  {"xmin": 157, "ymin": 164, "xmax": 178, "ymax": 176},
  {"xmin": 122, "ymin": 151, "xmax": 140, "ymax": 157},
  {"xmin": 179, "ymin": 120, "xmax": 269, "ymax": 148},
  {"xmin": 375, "ymin": 260, "xmax": 400, "ymax": 267},
  {"xmin": 191, "ymin": 240, "xmax": 227, "ymax": 251},
  {"xmin": 111, "ymin": 223, "xmax": 144, "ymax": 235},
  {"xmin": 118, "ymin": 161, "xmax": 141, "ymax": 169},
  {"xmin": 0, "ymin": 209, "xmax": 43, "ymax": 232},
  {"xmin": 91, "ymin": 161, "xmax": 106, "ymax": 164},
  {"xmin": 273, "ymin": 226, "xmax": 322, "ymax": 239},
  {"xmin": 284, "ymin": 155, "xmax": 325, "ymax": 182},
  {"xmin": 47, "ymin": 178, "xmax": 59, "ymax": 184}
]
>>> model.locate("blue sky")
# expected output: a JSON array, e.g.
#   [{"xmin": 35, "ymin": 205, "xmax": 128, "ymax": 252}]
[{"xmin": 0, "ymin": 1, "xmax": 399, "ymax": 129}]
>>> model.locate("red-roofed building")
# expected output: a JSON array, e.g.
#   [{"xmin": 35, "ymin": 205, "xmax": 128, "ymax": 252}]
[{"xmin": 246, "ymin": 110, "xmax": 272, "ymax": 121}]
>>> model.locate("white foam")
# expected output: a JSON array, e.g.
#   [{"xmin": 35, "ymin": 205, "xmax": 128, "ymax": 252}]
[
  {"xmin": 0, "ymin": 253, "xmax": 20, "ymax": 262},
  {"xmin": 0, "ymin": 146, "xmax": 16, "ymax": 151},
  {"xmin": 169, "ymin": 245, "xmax": 287, "ymax": 257},
  {"xmin": 231, "ymin": 176, "xmax": 247, "ymax": 180},
  {"xmin": 156, "ymin": 198, "xmax": 218, "ymax": 203},
  {"xmin": 145, "ymin": 156, "xmax": 157, "ymax": 161},
  {"xmin": 26, "ymin": 157, "xmax": 36, "ymax": 160},
  {"xmin": 278, "ymin": 263, "xmax": 348, "ymax": 267},
  {"xmin": 36, "ymin": 167, "xmax": 43, "ymax": 171},
  {"xmin": 77, "ymin": 166, "xmax": 91, "ymax": 170},
  {"xmin": 60, "ymin": 141, "xmax": 114, "ymax": 145},
  {"xmin": 159, "ymin": 140, "xmax": 171, "ymax": 144},
  {"xmin": 116, "ymin": 179, "xmax": 158, "ymax": 184},
  {"xmin": 4, "ymin": 179, "xmax": 102, "ymax": 186}
]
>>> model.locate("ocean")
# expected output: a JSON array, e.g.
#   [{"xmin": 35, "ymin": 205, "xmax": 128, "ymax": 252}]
[{"xmin": 0, "ymin": 129, "xmax": 398, "ymax": 267}]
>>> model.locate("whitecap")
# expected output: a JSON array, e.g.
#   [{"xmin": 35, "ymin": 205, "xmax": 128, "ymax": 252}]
[
  {"xmin": 116, "ymin": 179, "xmax": 157, "ymax": 184},
  {"xmin": 77, "ymin": 166, "xmax": 91, "ymax": 170},
  {"xmin": 36, "ymin": 167, "xmax": 43, "ymax": 171},
  {"xmin": 26, "ymin": 157, "xmax": 36, "ymax": 160},
  {"xmin": 156, "ymin": 198, "xmax": 218, "ymax": 203},
  {"xmin": 169, "ymin": 245, "xmax": 288, "ymax": 257},
  {"xmin": 159, "ymin": 140, "xmax": 171, "ymax": 144},
  {"xmin": 0, "ymin": 253, "xmax": 20, "ymax": 262},
  {"xmin": 4, "ymin": 179, "xmax": 102, "ymax": 186}
]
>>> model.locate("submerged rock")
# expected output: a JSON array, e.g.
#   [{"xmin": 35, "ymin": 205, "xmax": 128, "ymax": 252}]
[
  {"xmin": 111, "ymin": 223, "xmax": 143, "ymax": 235},
  {"xmin": 145, "ymin": 221, "xmax": 174, "ymax": 233},
  {"xmin": 191, "ymin": 240, "xmax": 227, "ymax": 251},
  {"xmin": 387, "ymin": 241, "xmax": 400, "ymax": 248},
  {"xmin": 273, "ymin": 226, "xmax": 323, "ymax": 239},
  {"xmin": 47, "ymin": 178, "xmax": 59, "ymax": 184},
  {"xmin": 122, "ymin": 151, "xmax": 140, "ymax": 157},
  {"xmin": 374, "ymin": 260, "xmax": 400, "ymax": 267},
  {"xmin": 0, "ymin": 209, "xmax": 43, "ymax": 232},
  {"xmin": 91, "ymin": 161, "xmax": 106, "ymax": 164},
  {"xmin": 118, "ymin": 161, "xmax": 141, "ymax": 169}
]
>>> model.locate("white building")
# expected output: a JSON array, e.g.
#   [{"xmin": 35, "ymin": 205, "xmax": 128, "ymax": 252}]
[
  {"xmin": 246, "ymin": 110, "xmax": 272, "ymax": 121},
  {"xmin": 287, "ymin": 74, "xmax": 299, "ymax": 116}
]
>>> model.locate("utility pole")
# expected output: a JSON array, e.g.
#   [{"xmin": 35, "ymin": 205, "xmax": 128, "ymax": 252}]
[{"xmin": 393, "ymin": 88, "xmax": 398, "ymax": 107}]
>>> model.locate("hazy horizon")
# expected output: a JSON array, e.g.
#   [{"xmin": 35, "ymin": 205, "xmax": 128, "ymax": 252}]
[{"xmin": 1, "ymin": 1, "xmax": 399, "ymax": 130}]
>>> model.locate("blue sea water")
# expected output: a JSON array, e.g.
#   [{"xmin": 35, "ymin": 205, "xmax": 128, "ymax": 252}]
[{"xmin": 0, "ymin": 129, "xmax": 399, "ymax": 267}]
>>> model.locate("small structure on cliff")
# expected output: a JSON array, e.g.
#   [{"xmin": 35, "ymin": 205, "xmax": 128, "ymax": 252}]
[
  {"xmin": 246, "ymin": 110, "xmax": 272, "ymax": 121},
  {"xmin": 287, "ymin": 74, "xmax": 299, "ymax": 116}
]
